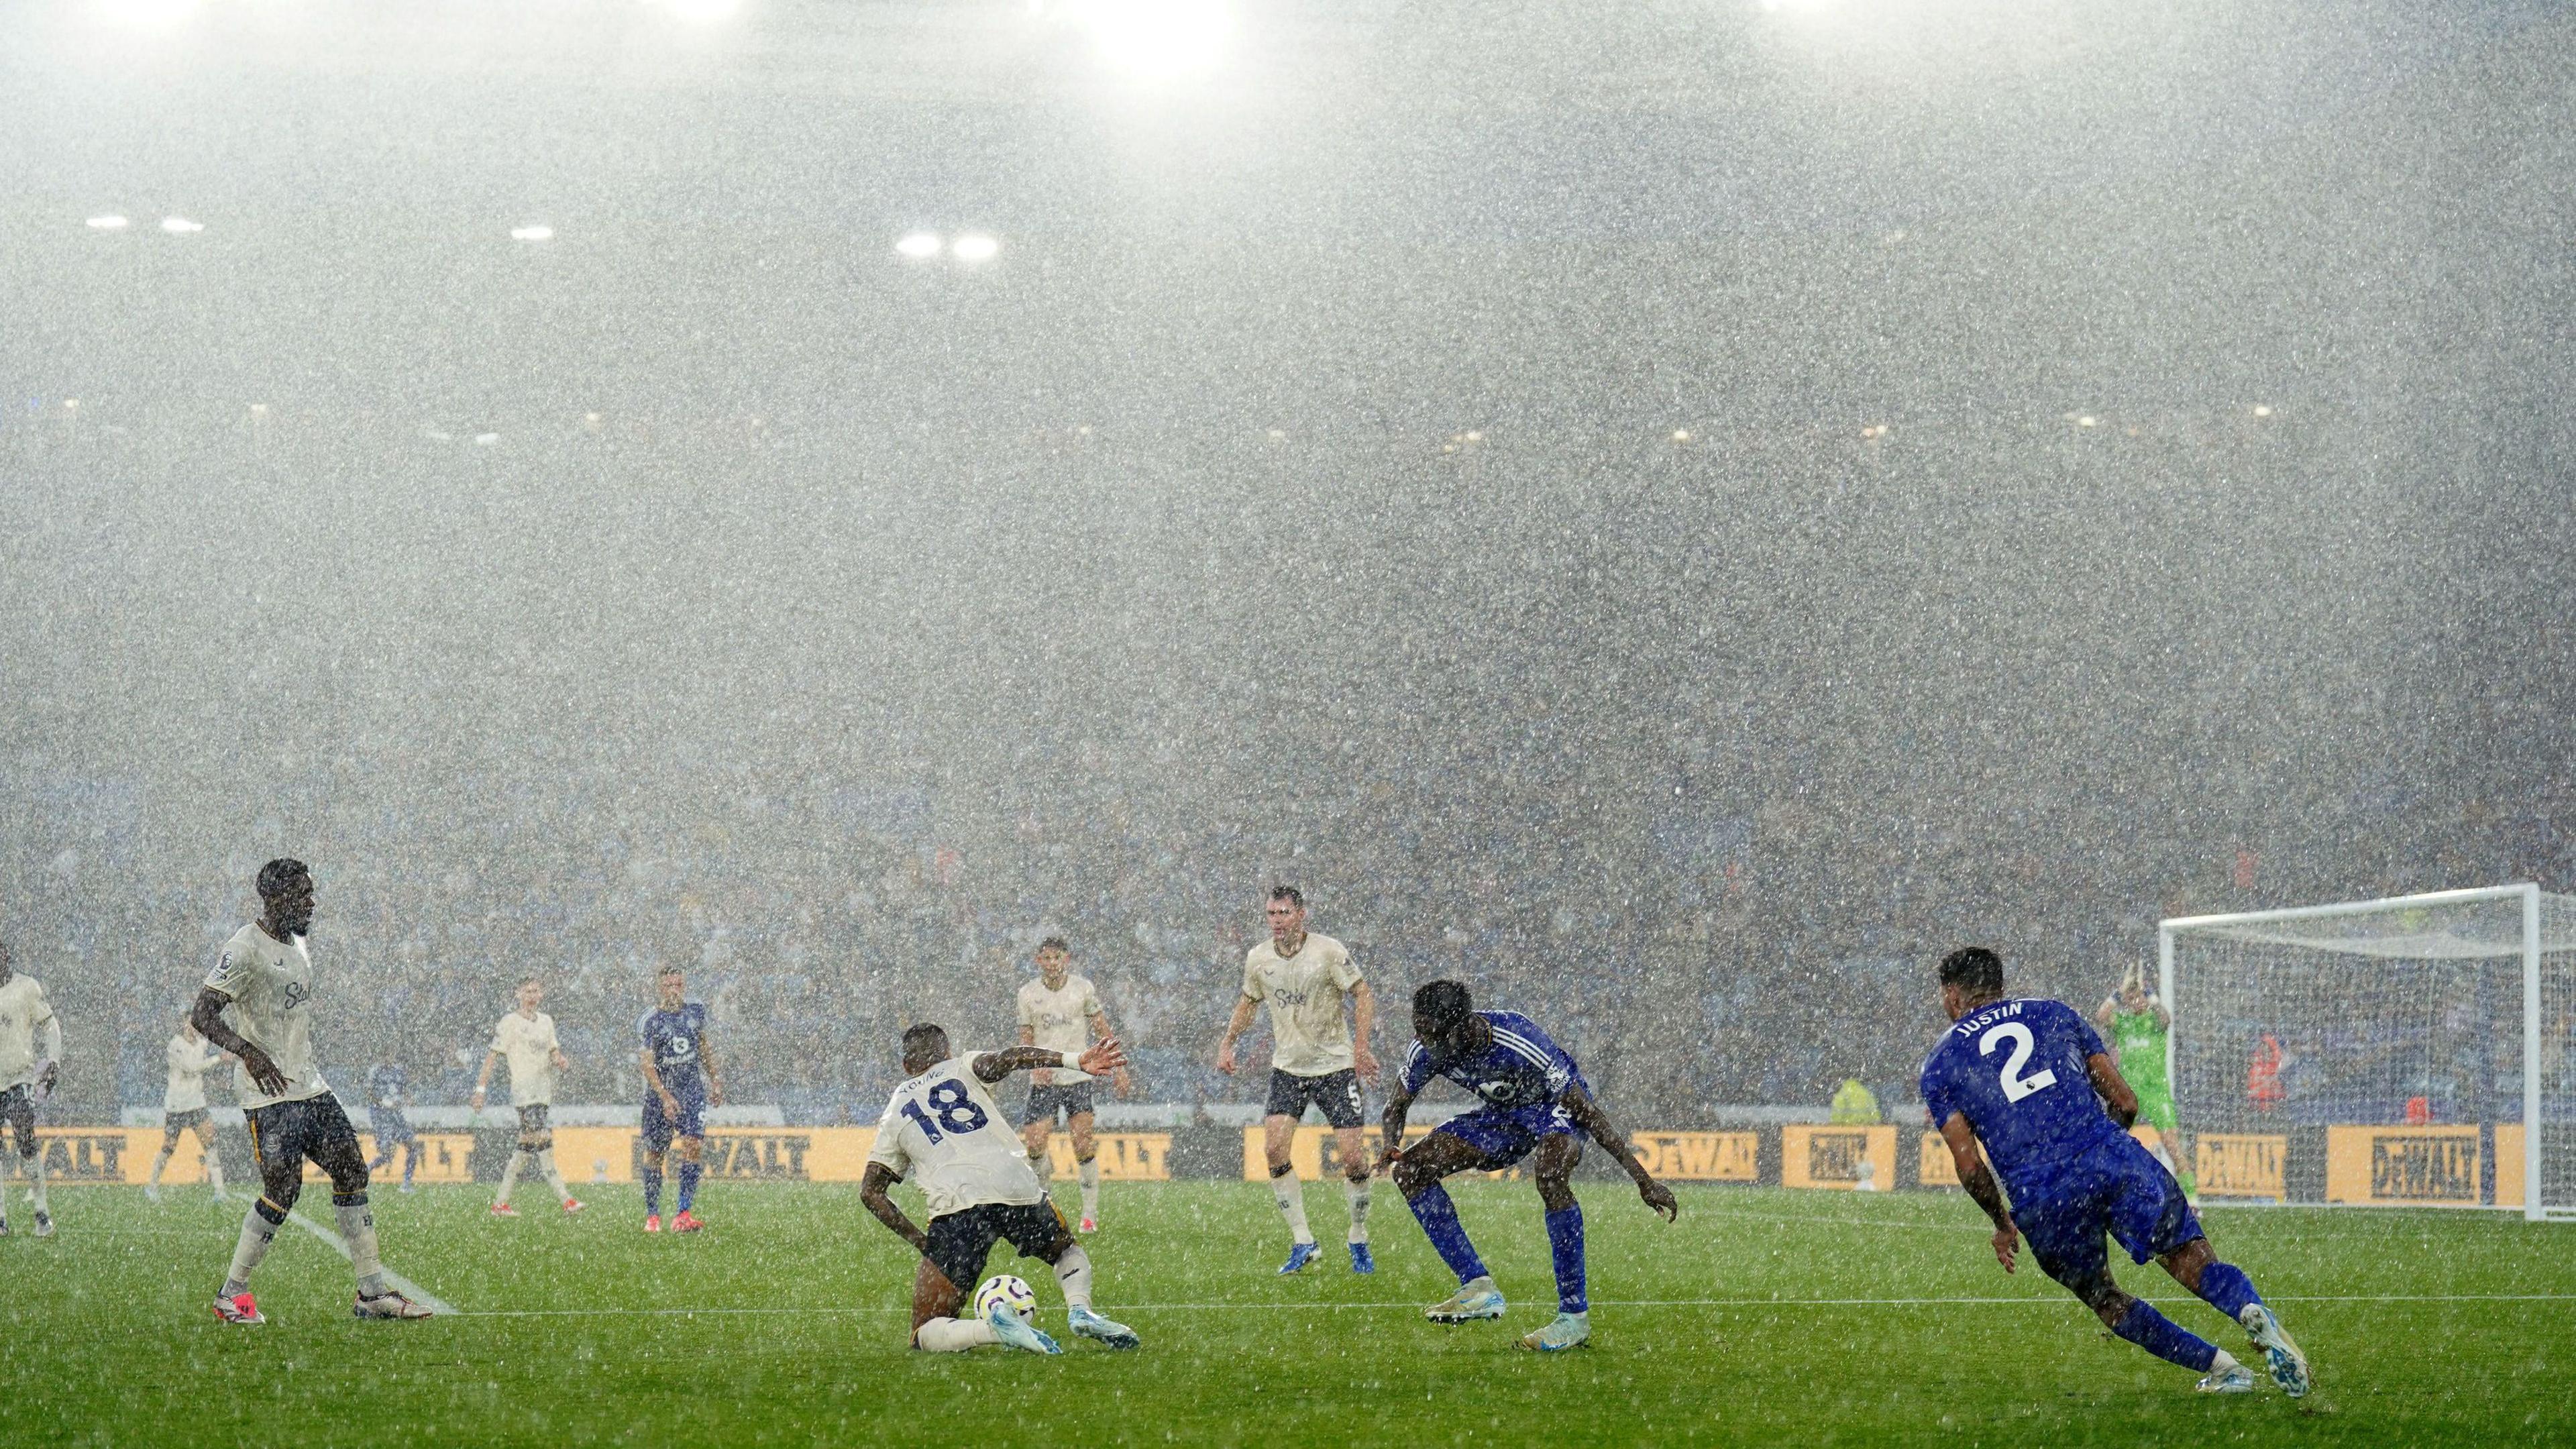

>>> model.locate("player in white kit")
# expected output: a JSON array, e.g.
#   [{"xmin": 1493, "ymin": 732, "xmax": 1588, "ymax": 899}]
[
  {"xmin": 193, "ymin": 859, "xmax": 431, "ymax": 1323},
  {"xmin": 473, "ymin": 978, "xmax": 582, "ymax": 1216},
  {"xmin": 859, "ymin": 1023, "xmax": 1142, "ymax": 1355},
  {"xmin": 0, "ymin": 939, "xmax": 64, "ymax": 1238},
  {"xmin": 1014, "ymin": 938, "xmax": 1132, "ymax": 1232},
  {"xmin": 147, "ymin": 1018, "xmax": 229, "ymax": 1202}
]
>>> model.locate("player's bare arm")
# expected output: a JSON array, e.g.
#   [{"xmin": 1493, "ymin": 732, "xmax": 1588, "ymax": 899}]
[
  {"xmin": 640, "ymin": 1046, "xmax": 675, "ymax": 1114},
  {"xmin": 1562, "ymin": 1085, "xmax": 1678, "ymax": 1220},
  {"xmin": 190, "ymin": 986, "xmax": 286, "ymax": 1095},
  {"xmin": 1939, "ymin": 1111, "xmax": 2019, "ymax": 1273},
  {"xmin": 2086, "ymin": 1052, "xmax": 2139, "ymax": 1128},
  {"xmin": 1374, "ymin": 1086, "xmax": 1415, "ymax": 1171},
  {"xmin": 1214, "ymin": 995, "xmax": 1260, "ymax": 1075},
  {"xmin": 1349, "ymin": 980, "xmax": 1380, "ymax": 1085},
  {"xmin": 858, "ymin": 1161, "xmax": 930, "ymax": 1254},
  {"xmin": 1086, "ymin": 1008, "xmax": 1134, "ymax": 1096},
  {"xmin": 700, "ymin": 1028, "xmax": 724, "ymax": 1106},
  {"xmin": 471, "ymin": 1050, "xmax": 503, "ymax": 1108},
  {"xmin": 973, "ymin": 1040, "xmax": 1128, "ymax": 1085}
]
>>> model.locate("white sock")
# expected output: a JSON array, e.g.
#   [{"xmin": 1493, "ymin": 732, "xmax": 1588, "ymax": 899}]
[
  {"xmin": 1054, "ymin": 1243, "xmax": 1095, "ymax": 1312},
  {"xmin": 1078, "ymin": 1158, "xmax": 1100, "ymax": 1219},
  {"xmin": 25, "ymin": 1153, "xmax": 45, "ymax": 1216},
  {"xmin": 337, "ymin": 1199, "xmax": 387, "ymax": 1298},
  {"xmin": 537, "ymin": 1148, "xmax": 570, "ymax": 1201},
  {"xmin": 2210, "ymin": 1348, "xmax": 2242, "ymax": 1375},
  {"xmin": 206, "ymin": 1148, "xmax": 226, "ymax": 1196},
  {"xmin": 915, "ymin": 1316, "xmax": 1000, "ymax": 1352},
  {"xmin": 496, "ymin": 1150, "xmax": 527, "ymax": 1207},
  {"xmin": 1344, "ymin": 1175, "xmax": 1371, "ymax": 1244},
  {"xmin": 221, "ymin": 1203, "xmax": 279, "ymax": 1295},
  {"xmin": 150, "ymin": 1149, "xmax": 171, "ymax": 1188},
  {"xmin": 1271, "ymin": 1169, "xmax": 1314, "ymax": 1244}
]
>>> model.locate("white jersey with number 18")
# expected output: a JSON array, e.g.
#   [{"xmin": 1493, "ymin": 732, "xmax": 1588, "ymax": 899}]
[{"xmin": 867, "ymin": 1053, "xmax": 1045, "ymax": 1220}]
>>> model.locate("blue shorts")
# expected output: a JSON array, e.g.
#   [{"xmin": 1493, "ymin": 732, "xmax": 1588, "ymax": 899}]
[
  {"xmin": 2013, "ymin": 1134, "xmax": 2204, "ymax": 1290},
  {"xmin": 642, "ymin": 1083, "xmax": 706, "ymax": 1151},
  {"xmin": 370, "ymin": 1109, "xmax": 417, "ymax": 1144},
  {"xmin": 1433, "ymin": 1101, "xmax": 1582, "ymax": 1171}
]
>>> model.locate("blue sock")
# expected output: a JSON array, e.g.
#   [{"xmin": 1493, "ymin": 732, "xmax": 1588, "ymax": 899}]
[
  {"xmin": 2112, "ymin": 1299, "xmax": 2219, "ymax": 1373},
  {"xmin": 401, "ymin": 1148, "xmax": 415, "ymax": 1187},
  {"xmin": 1405, "ymin": 1183, "xmax": 1490, "ymax": 1285},
  {"xmin": 677, "ymin": 1161, "xmax": 701, "ymax": 1214},
  {"xmin": 2194, "ymin": 1262, "xmax": 2261, "ymax": 1319},
  {"xmin": 642, "ymin": 1164, "xmax": 663, "ymax": 1216},
  {"xmin": 1545, "ymin": 1203, "xmax": 1587, "ymax": 1314}
]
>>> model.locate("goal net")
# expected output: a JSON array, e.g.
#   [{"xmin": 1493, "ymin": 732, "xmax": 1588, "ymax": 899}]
[{"xmin": 2161, "ymin": 884, "xmax": 2576, "ymax": 1220}]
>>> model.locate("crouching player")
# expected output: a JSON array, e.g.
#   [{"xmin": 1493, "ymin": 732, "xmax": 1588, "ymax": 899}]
[
  {"xmin": 1924, "ymin": 947, "xmax": 2310, "ymax": 1396},
  {"xmin": 859, "ymin": 1024, "xmax": 1141, "ymax": 1355},
  {"xmin": 1376, "ymin": 981, "xmax": 1678, "ymax": 1351}
]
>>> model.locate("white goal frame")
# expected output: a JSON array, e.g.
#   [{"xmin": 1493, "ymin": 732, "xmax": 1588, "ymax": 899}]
[{"xmin": 2160, "ymin": 883, "xmax": 2572, "ymax": 1222}]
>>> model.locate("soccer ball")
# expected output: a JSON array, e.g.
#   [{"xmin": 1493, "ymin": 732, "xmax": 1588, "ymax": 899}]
[{"xmin": 972, "ymin": 1275, "xmax": 1038, "ymax": 1324}]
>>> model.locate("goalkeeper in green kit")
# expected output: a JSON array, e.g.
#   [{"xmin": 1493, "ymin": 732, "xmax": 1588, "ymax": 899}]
[{"xmin": 2095, "ymin": 962, "xmax": 2196, "ymax": 1202}]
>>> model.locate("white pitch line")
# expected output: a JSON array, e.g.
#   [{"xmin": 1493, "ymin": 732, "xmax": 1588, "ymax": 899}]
[
  {"xmin": 282, "ymin": 1209, "xmax": 460, "ymax": 1316},
  {"xmin": 453, "ymin": 1290, "xmax": 2576, "ymax": 1320}
]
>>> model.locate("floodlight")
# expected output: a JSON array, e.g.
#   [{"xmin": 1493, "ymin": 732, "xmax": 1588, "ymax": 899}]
[
  {"xmin": 895, "ymin": 232, "xmax": 942, "ymax": 259},
  {"xmin": 952, "ymin": 233, "xmax": 1000, "ymax": 262},
  {"xmin": 160, "ymin": 216, "xmax": 204, "ymax": 233},
  {"xmin": 87, "ymin": 215, "xmax": 129, "ymax": 231}
]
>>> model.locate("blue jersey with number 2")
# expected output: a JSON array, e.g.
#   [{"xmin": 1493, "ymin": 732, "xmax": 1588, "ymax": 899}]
[{"xmin": 1919, "ymin": 998, "xmax": 2127, "ymax": 1202}]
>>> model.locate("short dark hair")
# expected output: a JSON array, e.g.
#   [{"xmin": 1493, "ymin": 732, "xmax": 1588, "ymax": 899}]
[
  {"xmin": 1412, "ymin": 979, "xmax": 1473, "ymax": 1030},
  {"xmin": 256, "ymin": 857, "xmax": 309, "ymax": 897},
  {"xmin": 902, "ymin": 1023, "xmax": 949, "ymax": 1059},
  {"xmin": 1939, "ymin": 947, "xmax": 2004, "ymax": 996},
  {"xmin": 1037, "ymin": 936, "xmax": 1070, "ymax": 955},
  {"xmin": 518, "ymin": 976, "xmax": 542, "ymax": 989},
  {"xmin": 1269, "ymin": 884, "xmax": 1304, "ymax": 908}
]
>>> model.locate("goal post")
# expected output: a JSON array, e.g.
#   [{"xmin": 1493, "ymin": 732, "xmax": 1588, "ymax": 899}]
[{"xmin": 2159, "ymin": 883, "xmax": 2576, "ymax": 1221}]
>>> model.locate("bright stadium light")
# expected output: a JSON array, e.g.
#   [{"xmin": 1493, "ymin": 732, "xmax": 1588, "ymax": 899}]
[
  {"xmin": 160, "ymin": 216, "xmax": 204, "ymax": 233},
  {"xmin": 511, "ymin": 225, "xmax": 555, "ymax": 241},
  {"xmin": 951, "ymin": 233, "xmax": 1000, "ymax": 263},
  {"xmin": 1082, "ymin": 0, "xmax": 1231, "ymax": 79},
  {"xmin": 895, "ymin": 231, "xmax": 942, "ymax": 260},
  {"xmin": 87, "ymin": 215, "xmax": 130, "ymax": 231}
]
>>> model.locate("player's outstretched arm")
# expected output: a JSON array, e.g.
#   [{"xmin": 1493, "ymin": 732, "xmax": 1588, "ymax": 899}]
[
  {"xmin": 191, "ymin": 986, "xmax": 286, "ymax": 1095},
  {"xmin": 1374, "ymin": 1089, "xmax": 1414, "ymax": 1173},
  {"xmin": 2085, "ymin": 1052, "xmax": 2139, "ymax": 1128},
  {"xmin": 1564, "ymin": 1086, "xmax": 1678, "ymax": 1220},
  {"xmin": 1939, "ymin": 1112, "xmax": 2018, "ymax": 1273},
  {"xmin": 1087, "ymin": 1008, "xmax": 1134, "ymax": 1096},
  {"xmin": 859, "ymin": 1163, "xmax": 930, "ymax": 1254},
  {"xmin": 971, "ymin": 1040, "xmax": 1128, "ymax": 1085}
]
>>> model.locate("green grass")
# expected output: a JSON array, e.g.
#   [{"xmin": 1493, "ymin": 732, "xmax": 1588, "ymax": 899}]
[{"xmin": 6, "ymin": 1179, "xmax": 2573, "ymax": 1446}]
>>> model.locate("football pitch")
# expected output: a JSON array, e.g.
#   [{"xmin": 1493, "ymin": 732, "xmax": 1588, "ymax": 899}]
[{"xmin": 9, "ymin": 1181, "xmax": 2573, "ymax": 1447}]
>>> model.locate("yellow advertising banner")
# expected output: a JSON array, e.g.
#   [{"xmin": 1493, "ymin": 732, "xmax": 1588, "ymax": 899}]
[
  {"xmin": 1630, "ymin": 1132, "xmax": 1758, "ymax": 1182},
  {"xmin": 1782, "ymin": 1124, "xmax": 1896, "ymax": 1191},
  {"xmin": 2326, "ymin": 1125, "xmax": 2483, "ymax": 1206},
  {"xmin": 2194, "ymin": 1134, "xmax": 2286, "ymax": 1200},
  {"xmin": 1241, "ymin": 1125, "xmax": 1453, "ymax": 1181},
  {"xmin": 1040, "ymin": 1132, "xmax": 1172, "ymax": 1181},
  {"xmin": 2496, "ymin": 1124, "xmax": 2526, "ymax": 1210},
  {"xmin": 306, "ymin": 1134, "xmax": 476, "ymax": 1185}
]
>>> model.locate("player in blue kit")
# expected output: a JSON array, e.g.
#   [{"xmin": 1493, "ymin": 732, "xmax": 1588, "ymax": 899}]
[
  {"xmin": 1376, "ymin": 981, "xmax": 1677, "ymax": 1351},
  {"xmin": 637, "ymin": 967, "xmax": 723, "ymax": 1234},
  {"xmin": 1923, "ymin": 947, "xmax": 2311, "ymax": 1396}
]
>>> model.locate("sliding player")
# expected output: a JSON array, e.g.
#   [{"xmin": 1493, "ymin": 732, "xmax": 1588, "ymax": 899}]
[
  {"xmin": 149, "ymin": 1018, "xmax": 229, "ymax": 1203},
  {"xmin": 1927, "ymin": 947, "xmax": 2308, "ymax": 1396},
  {"xmin": 474, "ymin": 978, "xmax": 582, "ymax": 1217},
  {"xmin": 1377, "ymin": 981, "xmax": 1678, "ymax": 1350},
  {"xmin": 639, "ymin": 968, "xmax": 721, "ymax": 1233},
  {"xmin": 2093, "ymin": 963, "xmax": 2194, "ymax": 1200},
  {"xmin": 193, "ymin": 858, "xmax": 431, "ymax": 1322},
  {"xmin": 1215, "ymin": 885, "xmax": 1380, "ymax": 1273},
  {"xmin": 1015, "ymin": 938, "xmax": 1132, "ymax": 1232},
  {"xmin": 0, "ymin": 939, "xmax": 63, "ymax": 1237},
  {"xmin": 859, "ymin": 1022, "xmax": 1140, "ymax": 1354}
]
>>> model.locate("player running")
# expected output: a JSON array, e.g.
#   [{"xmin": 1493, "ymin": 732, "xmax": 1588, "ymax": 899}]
[
  {"xmin": 1015, "ymin": 937, "xmax": 1132, "ymax": 1232},
  {"xmin": 148, "ymin": 1018, "xmax": 229, "ymax": 1203},
  {"xmin": 0, "ymin": 938, "xmax": 64, "ymax": 1238},
  {"xmin": 365, "ymin": 1060, "xmax": 421, "ymax": 1194},
  {"xmin": 638, "ymin": 967, "xmax": 721, "ymax": 1233},
  {"xmin": 1377, "ymin": 981, "xmax": 1678, "ymax": 1351},
  {"xmin": 475, "ymin": 978, "xmax": 582, "ymax": 1217},
  {"xmin": 193, "ymin": 858, "xmax": 432, "ymax": 1322},
  {"xmin": 2094, "ymin": 962, "xmax": 2194, "ymax": 1200},
  {"xmin": 1925, "ymin": 947, "xmax": 2309, "ymax": 1396},
  {"xmin": 1215, "ymin": 885, "xmax": 1381, "ymax": 1273},
  {"xmin": 859, "ymin": 1022, "xmax": 1140, "ymax": 1354}
]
